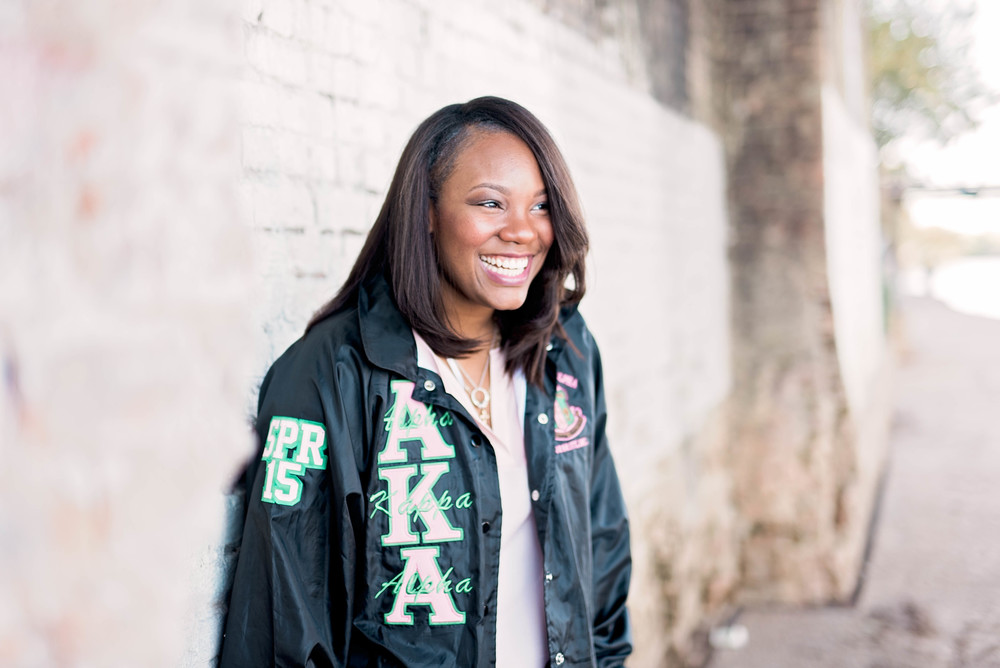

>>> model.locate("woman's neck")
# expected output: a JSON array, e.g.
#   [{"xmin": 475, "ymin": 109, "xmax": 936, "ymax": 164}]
[{"xmin": 445, "ymin": 307, "xmax": 496, "ymax": 348}]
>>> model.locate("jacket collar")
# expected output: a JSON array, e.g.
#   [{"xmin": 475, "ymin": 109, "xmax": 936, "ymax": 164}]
[
  {"xmin": 357, "ymin": 272, "xmax": 573, "ymax": 386},
  {"xmin": 358, "ymin": 274, "xmax": 421, "ymax": 381}
]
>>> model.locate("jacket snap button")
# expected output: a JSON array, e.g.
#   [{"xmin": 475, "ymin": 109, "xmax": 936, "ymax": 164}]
[
  {"xmin": 554, "ymin": 652, "xmax": 565, "ymax": 665},
  {"xmin": 471, "ymin": 435, "xmax": 482, "ymax": 447},
  {"xmin": 531, "ymin": 489, "xmax": 540, "ymax": 501},
  {"xmin": 546, "ymin": 343, "xmax": 553, "ymax": 351},
  {"xmin": 537, "ymin": 413, "xmax": 549, "ymax": 425},
  {"xmin": 545, "ymin": 572, "xmax": 553, "ymax": 583},
  {"xmin": 423, "ymin": 379, "xmax": 435, "ymax": 391},
  {"xmin": 481, "ymin": 521, "xmax": 490, "ymax": 533}
]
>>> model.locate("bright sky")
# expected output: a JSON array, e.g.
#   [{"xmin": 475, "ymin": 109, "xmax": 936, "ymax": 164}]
[{"xmin": 902, "ymin": 0, "xmax": 1000, "ymax": 234}]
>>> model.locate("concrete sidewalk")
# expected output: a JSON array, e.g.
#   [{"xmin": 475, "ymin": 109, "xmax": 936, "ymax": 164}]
[{"xmin": 708, "ymin": 297, "xmax": 1000, "ymax": 668}]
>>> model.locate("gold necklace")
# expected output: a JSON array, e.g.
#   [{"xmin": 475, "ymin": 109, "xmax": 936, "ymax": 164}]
[{"xmin": 446, "ymin": 332, "xmax": 495, "ymax": 426}]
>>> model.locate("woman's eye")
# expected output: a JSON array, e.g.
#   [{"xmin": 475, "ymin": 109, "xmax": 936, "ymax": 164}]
[
  {"xmin": 533, "ymin": 201, "xmax": 549, "ymax": 212},
  {"xmin": 479, "ymin": 200, "xmax": 500, "ymax": 209}
]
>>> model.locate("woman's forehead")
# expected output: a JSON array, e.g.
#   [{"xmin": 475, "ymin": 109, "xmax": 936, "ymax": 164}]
[{"xmin": 445, "ymin": 130, "xmax": 543, "ymax": 189}]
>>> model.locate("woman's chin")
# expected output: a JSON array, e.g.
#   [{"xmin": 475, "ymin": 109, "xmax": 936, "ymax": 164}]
[{"xmin": 487, "ymin": 291, "xmax": 531, "ymax": 313}]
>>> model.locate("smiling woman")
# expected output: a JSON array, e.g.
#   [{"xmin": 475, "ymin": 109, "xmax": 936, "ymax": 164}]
[{"xmin": 219, "ymin": 97, "xmax": 632, "ymax": 668}]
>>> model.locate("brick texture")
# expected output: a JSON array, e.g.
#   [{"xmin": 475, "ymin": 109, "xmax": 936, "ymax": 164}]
[{"xmin": 0, "ymin": 1, "xmax": 251, "ymax": 666}]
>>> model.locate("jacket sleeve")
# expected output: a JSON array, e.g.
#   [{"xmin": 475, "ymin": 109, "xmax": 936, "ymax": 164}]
[
  {"xmin": 587, "ymin": 339, "xmax": 633, "ymax": 667},
  {"xmin": 219, "ymin": 351, "xmax": 366, "ymax": 668}
]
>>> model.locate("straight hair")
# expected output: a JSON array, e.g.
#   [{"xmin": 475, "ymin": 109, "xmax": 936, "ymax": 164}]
[{"xmin": 307, "ymin": 96, "xmax": 588, "ymax": 386}]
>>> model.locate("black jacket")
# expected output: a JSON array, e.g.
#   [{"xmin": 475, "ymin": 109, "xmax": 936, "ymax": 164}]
[{"xmin": 220, "ymin": 275, "xmax": 632, "ymax": 667}]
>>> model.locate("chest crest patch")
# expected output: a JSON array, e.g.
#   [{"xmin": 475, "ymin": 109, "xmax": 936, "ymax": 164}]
[{"xmin": 553, "ymin": 383, "xmax": 587, "ymax": 443}]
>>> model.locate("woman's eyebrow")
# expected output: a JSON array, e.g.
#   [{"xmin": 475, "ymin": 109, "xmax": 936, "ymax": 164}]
[
  {"xmin": 469, "ymin": 182, "xmax": 510, "ymax": 195},
  {"xmin": 468, "ymin": 183, "xmax": 548, "ymax": 198}
]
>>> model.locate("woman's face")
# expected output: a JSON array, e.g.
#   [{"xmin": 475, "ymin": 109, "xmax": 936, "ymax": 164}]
[{"xmin": 431, "ymin": 130, "xmax": 553, "ymax": 330}]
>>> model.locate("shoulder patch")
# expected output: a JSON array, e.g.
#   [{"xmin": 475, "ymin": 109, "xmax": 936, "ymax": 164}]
[{"xmin": 260, "ymin": 416, "xmax": 328, "ymax": 506}]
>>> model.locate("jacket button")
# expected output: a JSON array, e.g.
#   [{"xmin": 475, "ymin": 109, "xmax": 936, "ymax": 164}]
[
  {"xmin": 481, "ymin": 521, "xmax": 490, "ymax": 533},
  {"xmin": 423, "ymin": 379, "xmax": 435, "ymax": 391},
  {"xmin": 470, "ymin": 434, "xmax": 482, "ymax": 447},
  {"xmin": 546, "ymin": 343, "xmax": 553, "ymax": 352},
  {"xmin": 545, "ymin": 572, "xmax": 553, "ymax": 583},
  {"xmin": 554, "ymin": 652, "xmax": 565, "ymax": 665},
  {"xmin": 531, "ymin": 489, "xmax": 540, "ymax": 502},
  {"xmin": 537, "ymin": 413, "xmax": 549, "ymax": 425}
]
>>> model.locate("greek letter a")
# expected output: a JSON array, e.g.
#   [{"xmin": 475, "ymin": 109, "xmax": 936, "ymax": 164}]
[
  {"xmin": 379, "ymin": 380, "xmax": 455, "ymax": 464},
  {"xmin": 384, "ymin": 546, "xmax": 465, "ymax": 626}
]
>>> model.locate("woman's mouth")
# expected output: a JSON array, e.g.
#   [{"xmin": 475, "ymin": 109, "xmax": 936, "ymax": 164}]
[{"xmin": 479, "ymin": 254, "xmax": 531, "ymax": 282}]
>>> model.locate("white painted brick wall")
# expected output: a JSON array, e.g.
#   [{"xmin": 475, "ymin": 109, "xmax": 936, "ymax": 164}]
[{"xmin": 0, "ymin": 1, "xmax": 251, "ymax": 666}]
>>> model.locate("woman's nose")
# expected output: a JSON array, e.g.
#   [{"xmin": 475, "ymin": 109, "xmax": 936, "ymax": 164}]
[{"xmin": 498, "ymin": 208, "xmax": 538, "ymax": 244}]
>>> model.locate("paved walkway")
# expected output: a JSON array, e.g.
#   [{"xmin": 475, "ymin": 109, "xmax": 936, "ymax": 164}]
[{"xmin": 709, "ymin": 297, "xmax": 1000, "ymax": 668}]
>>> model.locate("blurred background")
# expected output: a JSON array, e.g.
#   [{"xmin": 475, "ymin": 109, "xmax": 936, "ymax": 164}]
[{"xmin": 1, "ymin": 0, "xmax": 996, "ymax": 666}]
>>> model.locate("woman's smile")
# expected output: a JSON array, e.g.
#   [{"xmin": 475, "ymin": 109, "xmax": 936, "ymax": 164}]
[{"xmin": 478, "ymin": 254, "xmax": 532, "ymax": 282}]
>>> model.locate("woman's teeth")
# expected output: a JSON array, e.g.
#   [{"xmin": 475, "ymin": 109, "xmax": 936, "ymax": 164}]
[{"xmin": 480, "ymin": 256, "xmax": 528, "ymax": 276}]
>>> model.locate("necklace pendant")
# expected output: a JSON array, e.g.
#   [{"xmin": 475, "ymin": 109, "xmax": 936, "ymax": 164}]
[{"xmin": 469, "ymin": 386, "xmax": 490, "ymax": 410}]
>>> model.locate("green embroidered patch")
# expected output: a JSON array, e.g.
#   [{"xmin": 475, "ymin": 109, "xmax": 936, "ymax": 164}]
[{"xmin": 260, "ymin": 417, "xmax": 327, "ymax": 506}]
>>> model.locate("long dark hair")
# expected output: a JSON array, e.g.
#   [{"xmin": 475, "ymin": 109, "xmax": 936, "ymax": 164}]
[{"xmin": 307, "ymin": 96, "xmax": 588, "ymax": 385}]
